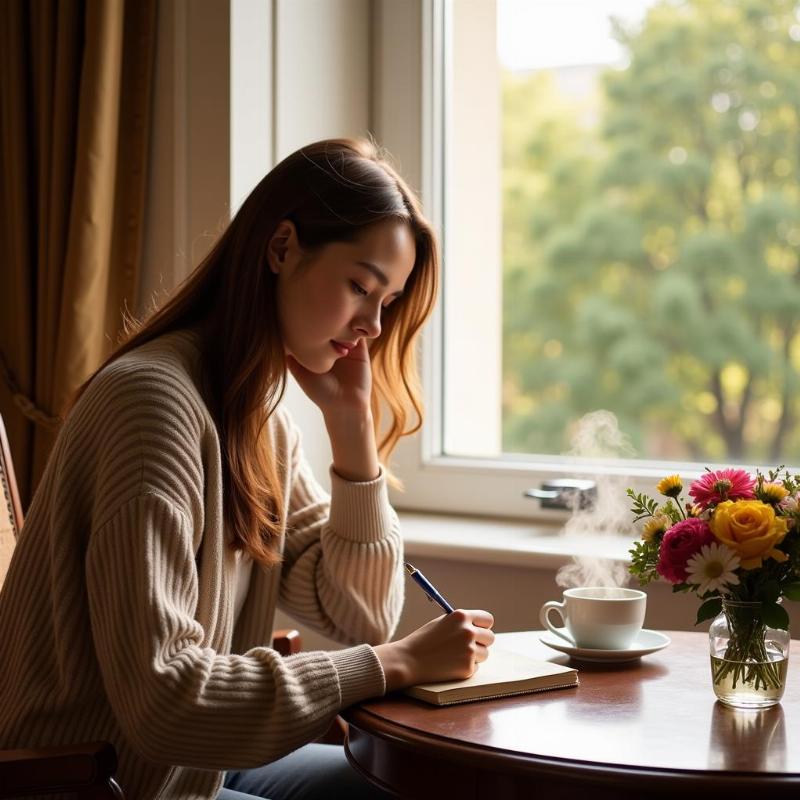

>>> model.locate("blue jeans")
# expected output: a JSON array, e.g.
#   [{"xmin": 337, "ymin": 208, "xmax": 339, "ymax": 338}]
[{"xmin": 217, "ymin": 743, "xmax": 391, "ymax": 799}]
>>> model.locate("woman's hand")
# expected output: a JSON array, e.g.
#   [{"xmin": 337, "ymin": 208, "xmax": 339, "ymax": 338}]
[
  {"xmin": 287, "ymin": 339, "xmax": 372, "ymax": 417},
  {"xmin": 287, "ymin": 340, "xmax": 380, "ymax": 482},
  {"xmin": 374, "ymin": 610, "xmax": 496, "ymax": 692}
]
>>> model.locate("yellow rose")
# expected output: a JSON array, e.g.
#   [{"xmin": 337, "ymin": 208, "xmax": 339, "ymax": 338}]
[{"xmin": 710, "ymin": 500, "xmax": 789, "ymax": 569}]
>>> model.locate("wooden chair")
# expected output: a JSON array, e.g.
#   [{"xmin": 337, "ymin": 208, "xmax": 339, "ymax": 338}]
[{"xmin": 0, "ymin": 413, "xmax": 315, "ymax": 798}]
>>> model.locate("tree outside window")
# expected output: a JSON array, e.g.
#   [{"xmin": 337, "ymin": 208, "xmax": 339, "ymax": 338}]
[{"xmin": 503, "ymin": 0, "xmax": 800, "ymax": 465}]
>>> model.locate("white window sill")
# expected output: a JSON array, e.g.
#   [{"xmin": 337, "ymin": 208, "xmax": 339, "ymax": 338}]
[{"xmin": 398, "ymin": 511, "xmax": 634, "ymax": 570}]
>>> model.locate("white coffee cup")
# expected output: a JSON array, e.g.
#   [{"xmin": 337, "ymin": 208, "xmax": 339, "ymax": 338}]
[{"xmin": 539, "ymin": 587, "xmax": 647, "ymax": 650}]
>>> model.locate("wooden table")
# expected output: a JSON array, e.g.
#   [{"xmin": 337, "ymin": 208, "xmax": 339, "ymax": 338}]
[{"xmin": 343, "ymin": 631, "xmax": 800, "ymax": 799}]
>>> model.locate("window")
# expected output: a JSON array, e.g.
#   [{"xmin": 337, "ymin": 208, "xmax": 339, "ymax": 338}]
[{"xmin": 377, "ymin": 0, "xmax": 800, "ymax": 519}]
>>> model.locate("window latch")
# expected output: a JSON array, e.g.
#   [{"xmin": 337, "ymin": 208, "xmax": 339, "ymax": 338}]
[{"xmin": 523, "ymin": 479, "xmax": 597, "ymax": 511}]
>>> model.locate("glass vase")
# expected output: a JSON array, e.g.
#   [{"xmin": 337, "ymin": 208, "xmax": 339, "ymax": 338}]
[{"xmin": 708, "ymin": 599, "xmax": 790, "ymax": 709}]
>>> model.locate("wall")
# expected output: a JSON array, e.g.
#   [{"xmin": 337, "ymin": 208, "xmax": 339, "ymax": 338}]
[
  {"xmin": 272, "ymin": 0, "xmax": 373, "ymax": 486},
  {"xmin": 140, "ymin": 0, "xmax": 232, "ymax": 313}
]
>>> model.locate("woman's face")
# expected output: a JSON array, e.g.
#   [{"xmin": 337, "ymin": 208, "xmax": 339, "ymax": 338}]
[{"xmin": 268, "ymin": 218, "xmax": 416, "ymax": 373}]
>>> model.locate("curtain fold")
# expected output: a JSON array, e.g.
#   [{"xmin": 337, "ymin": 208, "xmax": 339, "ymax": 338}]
[{"xmin": 0, "ymin": 0, "xmax": 156, "ymax": 506}]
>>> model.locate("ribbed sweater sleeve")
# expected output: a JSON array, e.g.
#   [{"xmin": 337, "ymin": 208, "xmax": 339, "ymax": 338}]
[
  {"xmin": 277, "ymin": 415, "xmax": 405, "ymax": 646},
  {"xmin": 86, "ymin": 491, "xmax": 380, "ymax": 769}
]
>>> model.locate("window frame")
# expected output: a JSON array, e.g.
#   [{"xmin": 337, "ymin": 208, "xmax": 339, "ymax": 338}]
[{"xmin": 376, "ymin": 0, "xmax": 740, "ymax": 522}]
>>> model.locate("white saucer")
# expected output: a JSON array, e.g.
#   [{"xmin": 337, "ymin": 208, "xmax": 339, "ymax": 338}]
[{"xmin": 539, "ymin": 629, "xmax": 671, "ymax": 663}]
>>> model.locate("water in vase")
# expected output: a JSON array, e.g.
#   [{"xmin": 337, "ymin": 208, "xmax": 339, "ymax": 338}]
[{"xmin": 710, "ymin": 651, "xmax": 788, "ymax": 709}]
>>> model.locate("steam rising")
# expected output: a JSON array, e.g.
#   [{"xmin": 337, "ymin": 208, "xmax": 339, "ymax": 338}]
[{"xmin": 555, "ymin": 410, "xmax": 635, "ymax": 590}]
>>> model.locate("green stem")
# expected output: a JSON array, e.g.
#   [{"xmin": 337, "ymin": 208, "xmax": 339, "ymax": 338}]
[{"xmin": 712, "ymin": 605, "xmax": 784, "ymax": 691}]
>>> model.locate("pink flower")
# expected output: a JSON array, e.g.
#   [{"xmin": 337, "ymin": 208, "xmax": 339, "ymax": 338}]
[
  {"xmin": 688, "ymin": 469, "xmax": 756, "ymax": 510},
  {"xmin": 656, "ymin": 518, "xmax": 715, "ymax": 584}
]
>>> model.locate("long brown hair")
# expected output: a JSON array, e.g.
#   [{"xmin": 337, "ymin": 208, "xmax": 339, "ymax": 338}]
[{"xmin": 71, "ymin": 138, "xmax": 439, "ymax": 566}]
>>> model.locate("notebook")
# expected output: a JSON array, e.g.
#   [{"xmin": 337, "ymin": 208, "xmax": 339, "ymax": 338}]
[{"xmin": 403, "ymin": 648, "xmax": 579, "ymax": 706}]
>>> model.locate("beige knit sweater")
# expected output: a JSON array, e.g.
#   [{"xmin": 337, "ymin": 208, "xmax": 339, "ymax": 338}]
[{"xmin": 0, "ymin": 330, "xmax": 404, "ymax": 799}]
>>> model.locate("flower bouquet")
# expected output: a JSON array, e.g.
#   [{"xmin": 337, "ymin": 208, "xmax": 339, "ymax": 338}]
[{"xmin": 628, "ymin": 467, "xmax": 800, "ymax": 708}]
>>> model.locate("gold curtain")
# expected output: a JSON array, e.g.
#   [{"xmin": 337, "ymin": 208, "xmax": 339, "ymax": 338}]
[{"xmin": 0, "ymin": 0, "xmax": 157, "ymax": 506}]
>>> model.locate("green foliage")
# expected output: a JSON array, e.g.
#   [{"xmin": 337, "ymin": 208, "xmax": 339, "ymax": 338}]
[
  {"xmin": 696, "ymin": 597, "xmax": 722, "ymax": 625},
  {"xmin": 761, "ymin": 601, "xmax": 790, "ymax": 630},
  {"xmin": 628, "ymin": 539, "xmax": 660, "ymax": 585},
  {"xmin": 759, "ymin": 579, "xmax": 781, "ymax": 605},
  {"xmin": 626, "ymin": 488, "xmax": 659, "ymax": 521},
  {"xmin": 502, "ymin": 0, "xmax": 800, "ymax": 464},
  {"xmin": 782, "ymin": 582, "xmax": 800, "ymax": 601},
  {"xmin": 659, "ymin": 499, "xmax": 684, "ymax": 525}
]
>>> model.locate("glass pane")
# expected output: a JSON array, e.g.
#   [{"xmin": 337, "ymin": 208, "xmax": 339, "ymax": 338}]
[{"xmin": 487, "ymin": 0, "xmax": 800, "ymax": 466}]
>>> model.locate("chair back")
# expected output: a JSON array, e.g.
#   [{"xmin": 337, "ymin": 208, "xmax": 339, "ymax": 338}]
[{"xmin": 0, "ymin": 413, "xmax": 23, "ymax": 588}]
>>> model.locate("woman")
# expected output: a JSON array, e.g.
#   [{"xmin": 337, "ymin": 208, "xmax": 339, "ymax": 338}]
[{"xmin": 0, "ymin": 138, "xmax": 495, "ymax": 799}]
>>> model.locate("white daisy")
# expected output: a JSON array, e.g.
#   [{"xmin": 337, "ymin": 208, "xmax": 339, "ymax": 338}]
[{"xmin": 685, "ymin": 543, "xmax": 741, "ymax": 595}]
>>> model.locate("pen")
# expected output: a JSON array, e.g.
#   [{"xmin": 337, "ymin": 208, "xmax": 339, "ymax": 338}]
[{"xmin": 404, "ymin": 562, "xmax": 455, "ymax": 614}]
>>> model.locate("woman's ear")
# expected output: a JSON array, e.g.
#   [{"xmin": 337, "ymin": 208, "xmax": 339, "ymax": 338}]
[{"xmin": 266, "ymin": 220, "xmax": 298, "ymax": 274}]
